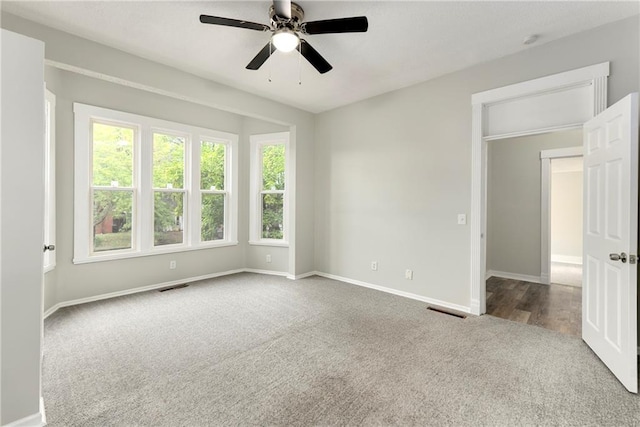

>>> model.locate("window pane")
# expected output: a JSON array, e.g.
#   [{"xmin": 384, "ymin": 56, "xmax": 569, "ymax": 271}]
[
  {"xmin": 153, "ymin": 133, "xmax": 185, "ymax": 189},
  {"xmin": 154, "ymin": 192, "xmax": 184, "ymax": 246},
  {"xmin": 93, "ymin": 190, "xmax": 133, "ymax": 252},
  {"xmin": 92, "ymin": 122, "xmax": 134, "ymax": 187},
  {"xmin": 201, "ymin": 141, "xmax": 226, "ymax": 190},
  {"xmin": 201, "ymin": 193, "xmax": 225, "ymax": 242},
  {"xmin": 262, "ymin": 145, "xmax": 285, "ymax": 191},
  {"xmin": 262, "ymin": 193, "xmax": 283, "ymax": 239}
]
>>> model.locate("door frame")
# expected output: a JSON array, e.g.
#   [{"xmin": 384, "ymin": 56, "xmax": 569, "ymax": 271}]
[
  {"xmin": 470, "ymin": 62, "xmax": 609, "ymax": 315},
  {"xmin": 540, "ymin": 146, "xmax": 583, "ymax": 285}
]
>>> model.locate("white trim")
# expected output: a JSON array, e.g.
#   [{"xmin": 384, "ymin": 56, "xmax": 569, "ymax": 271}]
[
  {"xmin": 3, "ymin": 410, "xmax": 45, "ymax": 427},
  {"xmin": 43, "ymin": 89, "xmax": 56, "ymax": 271},
  {"xmin": 43, "ymin": 269, "xmax": 245, "ymax": 319},
  {"xmin": 483, "ymin": 123, "xmax": 584, "ymax": 142},
  {"xmin": 486, "ymin": 270, "xmax": 547, "ymax": 285},
  {"xmin": 315, "ymin": 272, "xmax": 471, "ymax": 314},
  {"xmin": 470, "ymin": 62, "xmax": 609, "ymax": 315},
  {"xmin": 40, "ymin": 397, "xmax": 46, "ymax": 426},
  {"xmin": 248, "ymin": 240, "xmax": 289, "ymax": 247},
  {"xmin": 243, "ymin": 268, "xmax": 289, "ymax": 277},
  {"xmin": 471, "ymin": 62, "xmax": 609, "ymax": 105},
  {"xmin": 540, "ymin": 146, "xmax": 583, "ymax": 159},
  {"xmin": 72, "ymin": 241, "xmax": 239, "ymax": 265},
  {"xmin": 287, "ymin": 271, "xmax": 317, "ymax": 280},
  {"xmin": 42, "ymin": 270, "xmax": 470, "ymax": 322},
  {"xmin": 540, "ymin": 147, "xmax": 583, "ymax": 285},
  {"xmin": 73, "ymin": 102, "xmax": 239, "ymax": 264},
  {"xmin": 551, "ymin": 255, "xmax": 583, "ymax": 265},
  {"xmin": 541, "ymin": 156, "xmax": 551, "ymax": 285}
]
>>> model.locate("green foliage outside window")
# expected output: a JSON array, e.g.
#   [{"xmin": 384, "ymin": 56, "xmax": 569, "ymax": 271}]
[
  {"xmin": 261, "ymin": 145, "xmax": 285, "ymax": 239},
  {"xmin": 201, "ymin": 142, "xmax": 226, "ymax": 241}
]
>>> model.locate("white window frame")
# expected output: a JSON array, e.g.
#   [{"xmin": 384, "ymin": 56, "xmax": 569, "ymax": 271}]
[
  {"xmin": 43, "ymin": 88, "xmax": 56, "ymax": 272},
  {"xmin": 249, "ymin": 132, "xmax": 290, "ymax": 247},
  {"xmin": 74, "ymin": 103, "xmax": 238, "ymax": 264}
]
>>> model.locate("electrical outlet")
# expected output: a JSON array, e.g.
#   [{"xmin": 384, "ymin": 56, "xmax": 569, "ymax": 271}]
[
  {"xmin": 371, "ymin": 261, "xmax": 378, "ymax": 271},
  {"xmin": 405, "ymin": 269, "xmax": 413, "ymax": 280},
  {"xmin": 266, "ymin": 254, "xmax": 272, "ymax": 263},
  {"xmin": 169, "ymin": 260, "xmax": 176, "ymax": 270}
]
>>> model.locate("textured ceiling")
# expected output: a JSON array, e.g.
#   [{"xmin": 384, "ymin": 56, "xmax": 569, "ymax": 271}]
[{"xmin": 3, "ymin": 1, "xmax": 639, "ymax": 113}]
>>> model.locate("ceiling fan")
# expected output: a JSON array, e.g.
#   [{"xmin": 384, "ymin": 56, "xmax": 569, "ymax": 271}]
[{"xmin": 199, "ymin": 0, "xmax": 368, "ymax": 74}]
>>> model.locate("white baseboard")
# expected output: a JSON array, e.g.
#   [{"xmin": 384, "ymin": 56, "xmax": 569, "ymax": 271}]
[
  {"xmin": 287, "ymin": 271, "xmax": 317, "ymax": 280},
  {"xmin": 40, "ymin": 397, "xmax": 46, "ymax": 426},
  {"xmin": 4, "ymin": 407, "xmax": 46, "ymax": 427},
  {"xmin": 486, "ymin": 270, "xmax": 546, "ymax": 285},
  {"xmin": 43, "ymin": 268, "xmax": 246, "ymax": 319},
  {"xmin": 551, "ymin": 255, "xmax": 582, "ymax": 265},
  {"xmin": 315, "ymin": 271, "xmax": 471, "ymax": 314},
  {"xmin": 43, "ymin": 269, "xmax": 469, "ymax": 321},
  {"xmin": 540, "ymin": 273, "xmax": 550, "ymax": 285},
  {"xmin": 469, "ymin": 299, "xmax": 481, "ymax": 316},
  {"xmin": 244, "ymin": 268, "xmax": 288, "ymax": 277}
]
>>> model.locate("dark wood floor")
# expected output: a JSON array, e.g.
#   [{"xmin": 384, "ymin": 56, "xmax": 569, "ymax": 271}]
[{"xmin": 486, "ymin": 276, "xmax": 581, "ymax": 336}]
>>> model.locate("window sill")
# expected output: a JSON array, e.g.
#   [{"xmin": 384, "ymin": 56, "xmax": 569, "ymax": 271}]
[
  {"xmin": 73, "ymin": 241, "xmax": 239, "ymax": 265},
  {"xmin": 248, "ymin": 240, "xmax": 289, "ymax": 248}
]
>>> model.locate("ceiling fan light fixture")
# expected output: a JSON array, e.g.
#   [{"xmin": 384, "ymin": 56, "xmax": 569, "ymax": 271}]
[{"xmin": 272, "ymin": 28, "xmax": 299, "ymax": 52}]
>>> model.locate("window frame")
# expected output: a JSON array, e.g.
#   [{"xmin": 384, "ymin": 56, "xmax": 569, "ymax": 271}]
[
  {"xmin": 74, "ymin": 103, "xmax": 238, "ymax": 264},
  {"xmin": 249, "ymin": 132, "xmax": 290, "ymax": 247},
  {"xmin": 43, "ymin": 88, "xmax": 56, "ymax": 272}
]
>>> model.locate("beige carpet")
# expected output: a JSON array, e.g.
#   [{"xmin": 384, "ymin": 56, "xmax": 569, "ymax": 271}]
[
  {"xmin": 43, "ymin": 273, "xmax": 638, "ymax": 426},
  {"xmin": 551, "ymin": 262, "xmax": 583, "ymax": 287}
]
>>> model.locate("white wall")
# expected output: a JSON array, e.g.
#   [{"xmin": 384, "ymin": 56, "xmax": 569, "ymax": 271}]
[
  {"xmin": 315, "ymin": 16, "xmax": 639, "ymax": 309},
  {"xmin": 1, "ymin": 29, "xmax": 45, "ymax": 426},
  {"xmin": 487, "ymin": 131, "xmax": 582, "ymax": 278},
  {"xmin": 551, "ymin": 159, "xmax": 583, "ymax": 264}
]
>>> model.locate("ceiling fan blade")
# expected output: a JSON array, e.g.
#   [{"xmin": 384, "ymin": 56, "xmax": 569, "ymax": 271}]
[
  {"xmin": 200, "ymin": 15, "xmax": 270, "ymax": 32},
  {"xmin": 297, "ymin": 39, "xmax": 332, "ymax": 74},
  {"xmin": 246, "ymin": 43, "xmax": 275, "ymax": 70},
  {"xmin": 273, "ymin": 0, "xmax": 292, "ymax": 19},
  {"xmin": 302, "ymin": 16, "xmax": 368, "ymax": 35}
]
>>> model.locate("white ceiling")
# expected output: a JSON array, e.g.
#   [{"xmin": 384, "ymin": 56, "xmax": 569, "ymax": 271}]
[{"xmin": 3, "ymin": 1, "xmax": 639, "ymax": 113}]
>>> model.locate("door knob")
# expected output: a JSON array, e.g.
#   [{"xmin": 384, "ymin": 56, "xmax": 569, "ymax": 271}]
[
  {"xmin": 609, "ymin": 252, "xmax": 627, "ymax": 263},
  {"xmin": 43, "ymin": 244, "xmax": 55, "ymax": 252}
]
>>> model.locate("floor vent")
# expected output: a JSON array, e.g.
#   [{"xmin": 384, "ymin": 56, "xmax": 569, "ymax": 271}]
[
  {"xmin": 427, "ymin": 306, "xmax": 467, "ymax": 319},
  {"xmin": 159, "ymin": 284, "xmax": 189, "ymax": 292}
]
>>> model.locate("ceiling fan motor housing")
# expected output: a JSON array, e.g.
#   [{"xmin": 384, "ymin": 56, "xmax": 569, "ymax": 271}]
[{"xmin": 270, "ymin": 2, "xmax": 304, "ymax": 30}]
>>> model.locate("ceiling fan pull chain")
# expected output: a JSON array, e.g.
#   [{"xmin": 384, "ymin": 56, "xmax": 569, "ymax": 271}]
[{"xmin": 268, "ymin": 39, "xmax": 273, "ymax": 83}]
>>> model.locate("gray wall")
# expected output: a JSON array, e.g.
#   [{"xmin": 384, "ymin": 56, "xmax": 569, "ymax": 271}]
[
  {"xmin": 314, "ymin": 16, "xmax": 639, "ymax": 308},
  {"xmin": 50, "ymin": 69, "xmax": 246, "ymax": 304},
  {"xmin": 486, "ymin": 131, "xmax": 582, "ymax": 277},
  {"xmin": 1, "ymin": 29, "xmax": 45, "ymax": 425},
  {"xmin": 1, "ymin": 12, "xmax": 315, "ymax": 312}
]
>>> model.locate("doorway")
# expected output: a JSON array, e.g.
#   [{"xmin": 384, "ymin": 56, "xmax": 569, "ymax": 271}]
[
  {"xmin": 549, "ymin": 156, "xmax": 583, "ymax": 287},
  {"xmin": 485, "ymin": 129, "xmax": 583, "ymax": 335}
]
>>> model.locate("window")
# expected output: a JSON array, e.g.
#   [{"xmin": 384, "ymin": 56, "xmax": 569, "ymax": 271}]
[
  {"xmin": 74, "ymin": 103, "xmax": 238, "ymax": 263},
  {"xmin": 249, "ymin": 132, "xmax": 289, "ymax": 246},
  {"xmin": 44, "ymin": 89, "xmax": 56, "ymax": 271}
]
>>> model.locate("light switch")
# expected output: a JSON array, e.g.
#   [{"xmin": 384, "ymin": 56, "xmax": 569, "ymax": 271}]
[{"xmin": 457, "ymin": 214, "xmax": 467, "ymax": 225}]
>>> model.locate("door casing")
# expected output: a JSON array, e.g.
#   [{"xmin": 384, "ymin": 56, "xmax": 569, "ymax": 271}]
[{"xmin": 470, "ymin": 62, "xmax": 609, "ymax": 315}]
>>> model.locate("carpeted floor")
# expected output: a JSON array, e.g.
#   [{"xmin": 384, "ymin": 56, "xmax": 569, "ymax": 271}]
[
  {"xmin": 43, "ymin": 273, "xmax": 639, "ymax": 426},
  {"xmin": 550, "ymin": 262, "xmax": 582, "ymax": 287}
]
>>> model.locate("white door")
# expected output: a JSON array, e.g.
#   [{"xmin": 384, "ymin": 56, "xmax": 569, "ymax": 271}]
[{"xmin": 583, "ymin": 92, "xmax": 638, "ymax": 393}]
